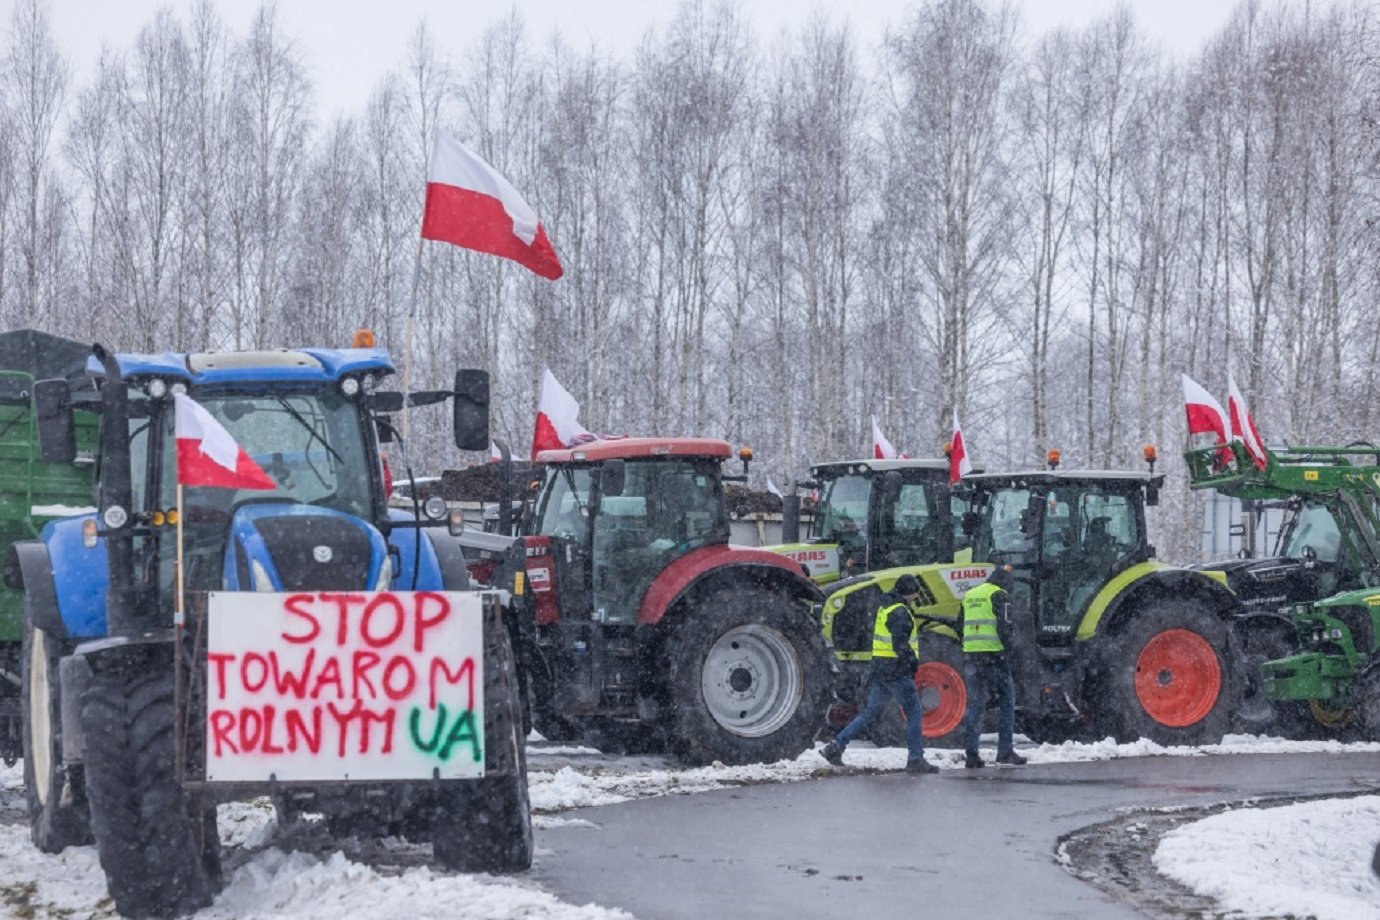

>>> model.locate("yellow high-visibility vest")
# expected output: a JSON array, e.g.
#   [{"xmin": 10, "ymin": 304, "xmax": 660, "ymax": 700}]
[
  {"xmin": 961, "ymin": 582, "xmax": 1005, "ymax": 654},
  {"xmin": 871, "ymin": 601, "xmax": 919, "ymax": 659}
]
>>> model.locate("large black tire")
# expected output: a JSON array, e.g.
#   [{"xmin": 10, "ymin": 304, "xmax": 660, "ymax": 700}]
[
  {"xmin": 431, "ymin": 605, "xmax": 533, "ymax": 873},
  {"xmin": 81, "ymin": 657, "xmax": 216, "ymax": 918},
  {"xmin": 1351, "ymin": 665, "xmax": 1380, "ymax": 742},
  {"xmin": 20, "ymin": 619, "xmax": 91, "ymax": 852},
  {"xmin": 1228, "ymin": 617, "xmax": 1312, "ymax": 738},
  {"xmin": 663, "ymin": 587, "xmax": 833, "ymax": 766},
  {"xmin": 867, "ymin": 633, "xmax": 968, "ymax": 750},
  {"xmin": 1094, "ymin": 599, "xmax": 1238, "ymax": 745}
]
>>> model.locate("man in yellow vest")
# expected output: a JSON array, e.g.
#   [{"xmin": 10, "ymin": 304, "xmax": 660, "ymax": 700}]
[
  {"xmin": 959, "ymin": 564, "xmax": 1027, "ymax": 768},
  {"xmin": 820, "ymin": 573, "xmax": 939, "ymax": 774}
]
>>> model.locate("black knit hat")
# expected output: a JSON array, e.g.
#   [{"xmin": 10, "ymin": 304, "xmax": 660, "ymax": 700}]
[{"xmin": 894, "ymin": 573, "xmax": 922, "ymax": 596}]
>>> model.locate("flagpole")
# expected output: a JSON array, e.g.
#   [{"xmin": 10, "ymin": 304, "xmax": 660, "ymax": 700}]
[
  {"xmin": 401, "ymin": 235, "xmax": 426, "ymax": 443},
  {"xmin": 173, "ymin": 481, "xmax": 185, "ymax": 783}
]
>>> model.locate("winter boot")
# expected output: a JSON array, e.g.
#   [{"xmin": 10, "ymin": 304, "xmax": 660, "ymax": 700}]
[
  {"xmin": 964, "ymin": 751, "xmax": 985, "ymax": 769},
  {"xmin": 820, "ymin": 741, "xmax": 844, "ymax": 766},
  {"xmin": 906, "ymin": 758, "xmax": 939, "ymax": 775},
  {"xmin": 995, "ymin": 751, "xmax": 1028, "ymax": 765}
]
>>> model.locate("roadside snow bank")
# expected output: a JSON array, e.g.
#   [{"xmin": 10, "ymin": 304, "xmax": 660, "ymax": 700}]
[{"xmin": 1155, "ymin": 794, "xmax": 1380, "ymax": 920}]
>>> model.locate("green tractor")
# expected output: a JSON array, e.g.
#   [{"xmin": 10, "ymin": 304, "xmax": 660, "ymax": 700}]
[
  {"xmin": 1185, "ymin": 440, "xmax": 1380, "ymax": 737},
  {"xmin": 766, "ymin": 459, "xmax": 965, "ymax": 584},
  {"xmin": 821, "ymin": 456, "xmax": 1243, "ymax": 747}
]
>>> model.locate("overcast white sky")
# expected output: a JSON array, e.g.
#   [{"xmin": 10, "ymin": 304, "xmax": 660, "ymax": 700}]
[{"xmin": 37, "ymin": 0, "xmax": 1243, "ymax": 118}]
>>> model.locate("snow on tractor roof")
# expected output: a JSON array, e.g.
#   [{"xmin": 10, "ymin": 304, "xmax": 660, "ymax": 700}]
[
  {"xmin": 535, "ymin": 437, "xmax": 733, "ymax": 464},
  {"xmin": 965, "ymin": 469, "xmax": 1159, "ymax": 484}
]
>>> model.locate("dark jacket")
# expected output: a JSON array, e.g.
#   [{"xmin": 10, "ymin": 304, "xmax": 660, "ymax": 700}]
[{"xmin": 870, "ymin": 590, "xmax": 920, "ymax": 681}]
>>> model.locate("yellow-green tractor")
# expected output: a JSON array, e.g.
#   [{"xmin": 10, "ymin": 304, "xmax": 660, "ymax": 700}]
[
  {"xmin": 766, "ymin": 459, "xmax": 963, "ymax": 584},
  {"xmin": 820, "ymin": 463, "xmax": 1244, "ymax": 747}
]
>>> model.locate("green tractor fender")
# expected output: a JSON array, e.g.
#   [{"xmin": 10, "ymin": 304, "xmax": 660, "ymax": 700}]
[
  {"xmin": 819, "ymin": 562, "xmax": 989, "ymax": 659},
  {"xmin": 1075, "ymin": 562, "xmax": 1237, "ymax": 641}
]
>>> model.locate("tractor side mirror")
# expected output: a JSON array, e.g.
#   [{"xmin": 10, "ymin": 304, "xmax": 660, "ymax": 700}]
[
  {"xmin": 600, "ymin": 459, "xmax": 625, "ymax": 498},
  {"xmin": 882, "ymin": 470, "xmax": 903, "ymax": 504},
  {"xmin": 1145, "ymin": 481, "xmax": 1160, "ymax": 507},
  {"xmin": 452, "ymin": 369, "xmax": 490, "ymax": 451},
  {"xmin": 1022, "ymin": 493, "xmax": 1043, "ymax": 536},
  {"xmin": 1301, "ymin": 545, "xmax": 1318, "ymax": 570},
  {"xmin": 34, "ymin": 378, "xmax": 76, "ymax": 463}
]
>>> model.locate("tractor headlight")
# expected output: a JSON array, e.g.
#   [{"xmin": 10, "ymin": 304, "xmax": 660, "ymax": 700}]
[
  {"xmin": 828, "ymin": 595, "xmax": 845, "ymax": 612},
  {"xmin": 102, "ymin": 505, "xmax": 129, "ymax": 529},
  {"xmin": 250, "ymin": 559, "xmax": 277, "ymax": 592},
  {"xmin": 340, "ymin": 377, "xmax": 360, "ymax": 398},
  {"xmin": 375, "ymin": 556, "xmax": 393, "ymax": 591},
  {"xmin": 145, "ymin": 378, "xmax": 168, "ymax": 398},
  {"xmin": 362, "ymin": 373, "xmax": 378, "ymax": 394},
  {"xmin": 423, "ymin": 495, "xmax": 448, "ymax": 520}
]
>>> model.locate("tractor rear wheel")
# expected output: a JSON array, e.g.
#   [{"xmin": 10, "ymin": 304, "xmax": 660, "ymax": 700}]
[
  {"xmin": 81, "ymin": 656, "xmax": 216, "ymax": 918},
  {"xmin": 867, "ymin": 634, "xmax": 968, "ymax": 749},
  {"xmin": 21, "ymin": 619, "xmax": 91, "ymax": 852},
  {"xmin": 664, "ymin": 587, "xmax": 832, "ymax": 766},
  {"xmin": 430, "ymin": 605, "xmax": 533, "ymax": 873},
  {"xmin": 1228, "ymin": 617, "xmax": 1311, "ymax": 738},
  {"xmin": 1351, "ymin": 666, "xmax": 1380, "ymax": 742},
  {"xmin": 1095, "ymin": 599, "xmax": 1236, "ymax": 745}
]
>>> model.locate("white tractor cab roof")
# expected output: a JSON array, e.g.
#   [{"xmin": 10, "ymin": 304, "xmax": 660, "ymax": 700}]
[
  {"xmin": 812, "ymin": 458, "xmax": 950, "ymax": 476},
  {"xmin": 963, "ymin": 469, "xmax": 1160, "ymax": 484}
]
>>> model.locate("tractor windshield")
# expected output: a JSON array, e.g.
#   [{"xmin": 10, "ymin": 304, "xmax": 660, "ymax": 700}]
[
  {"xmin": 1278, "ymin": 501, "xmax": 1342, "ymax": 563},
  {"xmin": 811, "ymin": 474, "xmax": 869, "ymax": 545},
  {"xmin": 534, "ymin": 467, "xmax": 592, "ymax": 539},
  {"xmin": 144, "ymin": 390, "xmax": 375, "ymax": 519}
]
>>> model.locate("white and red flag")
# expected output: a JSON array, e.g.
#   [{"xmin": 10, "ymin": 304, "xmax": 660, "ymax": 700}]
[
  {"xmin": 531, "ymin": 368, "xmax": 591, "ymax": 459},
  {"xmin": 421, "ymin": 129, "xmax": 563, "ymax": 280},
  {"xmin": 488, "ymin": 441, "xmax": 503, "ymax": 464},
  {"xmin": 1227, "ymin": 371, "xmax": 1268, "ymax": 471},
  {"xmin": 174, "ymin": 394, "xmax": 276, "ymax": 490},
  {"xmin": 871, "ymin": 415, "xmax": 900, "ymax": 460},
  {"xmin": 1181, "ymin": 373, "xmax": 1229, "ymax": 449},
  {"xmin": 949, "ymin": 409, "xmax": 972, "ymax": 485}
]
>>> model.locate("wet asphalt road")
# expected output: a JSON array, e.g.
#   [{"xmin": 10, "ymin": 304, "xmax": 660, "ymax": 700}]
[{"xmin": 530, "ymin": 750, "xmax": 1380, "ymax": 919}]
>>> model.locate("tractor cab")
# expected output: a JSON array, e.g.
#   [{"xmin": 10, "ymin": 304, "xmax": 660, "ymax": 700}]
[
  {"xmin": 528, "ymin": 439, "xmax": 730, "ymax": 625},
  {"xmin": 772, "ymin": 459, "xmax": 960, "ymax": 583},
  {"xmin": 965, "ymin": 469, "xmax": 1157, "ymax": 645}
]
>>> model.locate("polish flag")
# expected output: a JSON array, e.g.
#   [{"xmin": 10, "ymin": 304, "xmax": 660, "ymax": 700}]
[
  {"xmin": 174, "ymin": 394, "xmax": 276, "ymax": 490},
  {"xmin": 949, "ymin": 409, "xmax": 972, "ymax": 485},
  {"xmin": 872, "ymin": 415, "xmax": 899, "ymax": 460},
  {"xmin": 1227, "ymin": 372, "xmax": 1268, "ymax": 471},
  {"xmin": 488, "ymin": 441, "xmax": 504, "ymax": 464},
  {"xmin": 1181, "ymin": 373, "xmax": 1229, "ymax": 449},
  {"xmin": 421, "ymin": 129, "xmax": 563, "ymax": 280},
  {"xmin": 532, "ymin": 368, "xmax": 591, "ymax": 459}
]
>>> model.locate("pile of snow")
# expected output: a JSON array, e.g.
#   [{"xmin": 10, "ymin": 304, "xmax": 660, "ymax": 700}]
[
  {"xmin": 1155, "ymin": 795, "xmax": 1380, "ymax": 920},
  {"xmin": 4, "ymin": 733, "xmax": 1380, "ymax": 918}
]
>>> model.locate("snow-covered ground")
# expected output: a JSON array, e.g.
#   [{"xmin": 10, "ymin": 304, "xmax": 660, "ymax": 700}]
[{"xmin": 2, "ymin": 734, "xmax": 1379, "ymax": 919}]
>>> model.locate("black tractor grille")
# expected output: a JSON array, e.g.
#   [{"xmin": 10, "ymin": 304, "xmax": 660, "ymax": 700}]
[{"xmin": 252, "ymin": 516, "xmax": 373, "ymax": 590}]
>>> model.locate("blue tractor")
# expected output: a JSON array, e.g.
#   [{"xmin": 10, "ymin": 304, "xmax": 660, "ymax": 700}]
[{"xmin": 6, "ymin": 337, "xmax": 531, "ymax": 918}]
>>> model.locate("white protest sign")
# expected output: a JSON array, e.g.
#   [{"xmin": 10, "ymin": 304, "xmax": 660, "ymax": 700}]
[{"xmin": 204, "ymin": 590, "xmax": 485, "ymax": 782}]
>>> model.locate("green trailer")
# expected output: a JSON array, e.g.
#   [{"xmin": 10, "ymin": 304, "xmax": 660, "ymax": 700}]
[{"xmin": 0, "ymin": 330, "xmax": 98, "ymax": 762}]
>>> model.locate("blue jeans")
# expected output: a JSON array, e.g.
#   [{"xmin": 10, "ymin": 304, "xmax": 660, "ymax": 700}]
[
  {"xmin": 963, "ymin": 657, "xmax": 1016, "ymax": 756},
  {"xmin": 834, "ymin": 674, "xmax": 926, "ymax": 763}
]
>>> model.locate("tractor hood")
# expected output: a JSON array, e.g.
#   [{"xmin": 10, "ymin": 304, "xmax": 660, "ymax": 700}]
[
  {"xmin": 223, "ymin": 502, "xmax": 390, "ymax": 592},
  {"xmin": 1192, "ymin": 556, "xmax": 1315, "ymax": 615}
]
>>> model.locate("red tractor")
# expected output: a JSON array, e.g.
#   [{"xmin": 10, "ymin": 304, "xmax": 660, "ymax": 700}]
[{"xmin": 513, "ymin": 438, "xmax": 832, "ymax": 765}]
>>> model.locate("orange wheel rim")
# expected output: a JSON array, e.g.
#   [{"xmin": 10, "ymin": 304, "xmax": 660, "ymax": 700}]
[
  {"xmin": 1134, "ymin": 629, "xmax": 1221, "ymax": 728},
  {"xmin": 914, "ymin": 661, "xmax": 967, "ymax": 738}
]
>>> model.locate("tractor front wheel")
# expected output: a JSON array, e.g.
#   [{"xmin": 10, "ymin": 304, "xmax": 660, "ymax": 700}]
[
  {"xmin": 664, "ymin": 587, "xmax": 832, "ymax": 766},
  {"xmin": 1096, "ymin": 600, "xmax": 1236, "ymax": 745},
  {"xmin": 21, "ymin": 619, "xmax": 91, "ymax": 852},
  {"xmin": 430, "ymin": 604, "xmax": 533, "ymax": 873},
  {"xmin": 1228, "ymin": 617, "xmax": 1311, "ymax": 738},
  {"xmin": 81, "ymin": 655, "xmax": 216, "ymax": 918}
]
